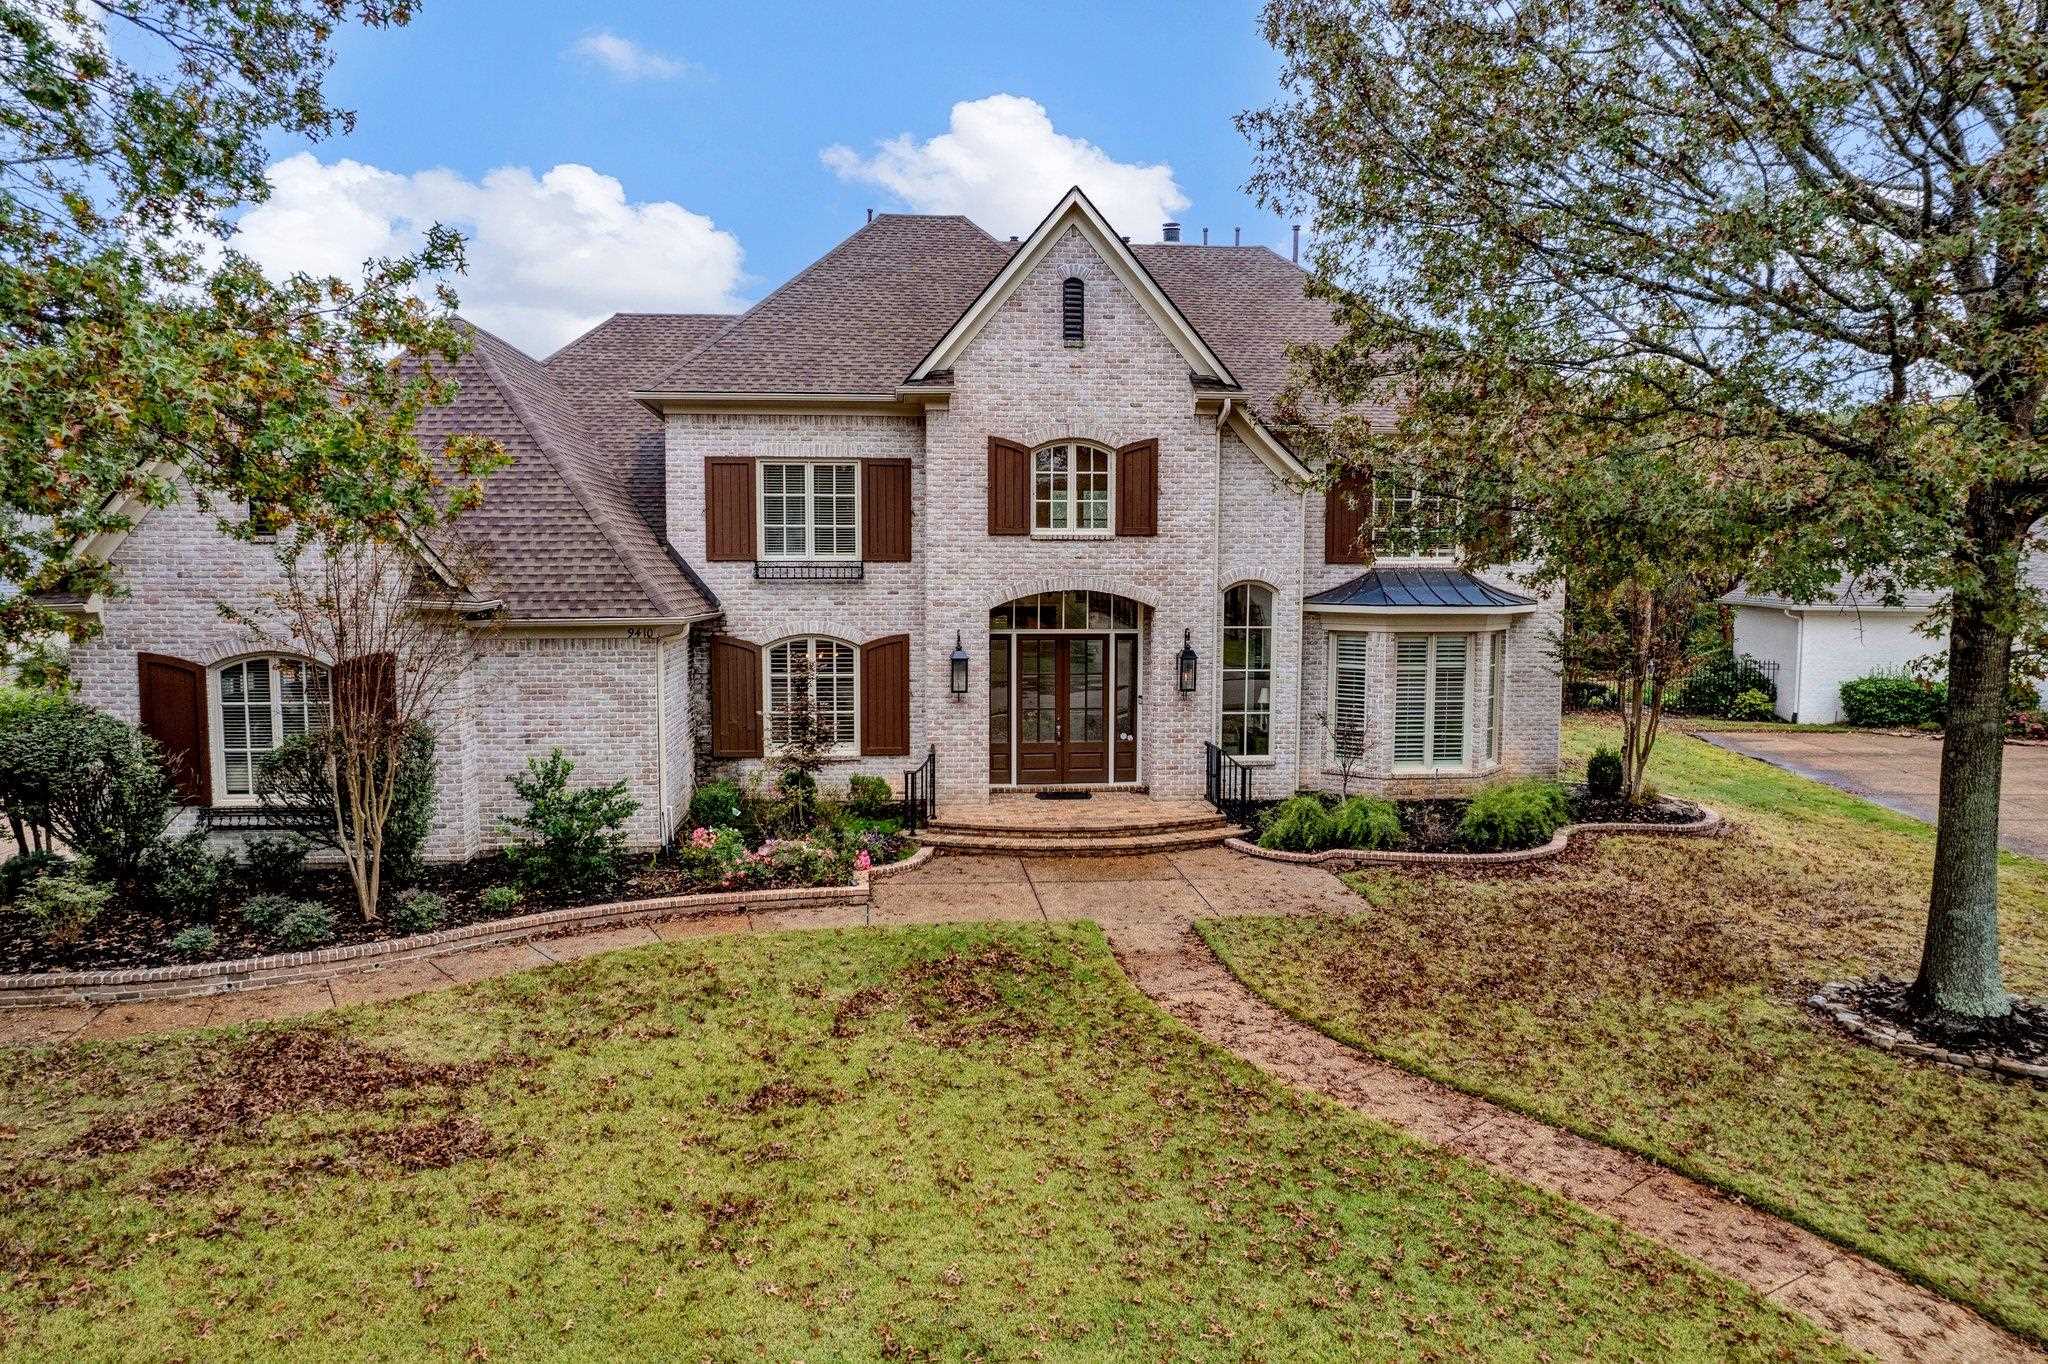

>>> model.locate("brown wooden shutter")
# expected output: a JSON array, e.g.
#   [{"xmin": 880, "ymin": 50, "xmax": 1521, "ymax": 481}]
[
  {"xmin": 709, "ymin": 635, "xmax": 763, "ymax": 758},
  {"xmin": 859, "ymin": 633, "xmax": 911, "ymax": 756},
  {"xmin": 137, "ymin": 653, "xmax": 210, "ymax": 806},
  {"xmin": 704, "ymin": 458, "xmax": 756, "ymax": 562},
  {"xmin": 862, "ymin": 461, "xmax": 912, "ymax": 562},
  {"xmin": 987, "ymin": 437, "xmax": 1030, "ymax": 536},
  {"xmin": 1115, "ymin": 438, "xmax": 1159, "ymax": 536},
  {"xmin": 333, "ymin": 652, "xmax": 397, "ymax": 726},
  {"xmin": 1323, "ymin": 471, "xmax": 1374, "ymax": 565}
]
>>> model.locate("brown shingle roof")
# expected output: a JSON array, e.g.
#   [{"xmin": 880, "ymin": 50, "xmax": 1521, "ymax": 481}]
[
  {"xmin": 640, "ymin": 212, "xmax": 1370, "ymax": 429},
  {"xmin": 410, "ymin": 324, "xmax": 716, "ymax": 621},
  {"xmin": 651, "ymin": 214, "xmax": 1015, "ymax": 395}
]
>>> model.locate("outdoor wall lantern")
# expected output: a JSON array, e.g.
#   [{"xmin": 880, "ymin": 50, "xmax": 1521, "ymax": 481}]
[
  {"xmin": 1178, "ymin": 628, "xmax": 1198, "ymax": 693},
  {"xmin": 950, "ymin": 631, "xmax": 970, "ymax": 695}
]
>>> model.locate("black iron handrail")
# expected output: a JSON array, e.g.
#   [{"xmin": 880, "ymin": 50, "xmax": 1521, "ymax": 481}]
[
  {"xmin": 902, "ymin": 745, "xmax": 937, "ymax": 833},
  {"xmin": 1204, "ymin": 741, "xmax": 1252, "ymax": 827}
]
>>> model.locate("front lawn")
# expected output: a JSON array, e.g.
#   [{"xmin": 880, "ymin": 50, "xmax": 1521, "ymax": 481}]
[
  {"xmin": 0, "ymin": 923, "xmax": 1841, "ymax": 1360},
  {"xmin": 1200, "ymin": 717, "xmax": 2048, "ymax": 1344}
]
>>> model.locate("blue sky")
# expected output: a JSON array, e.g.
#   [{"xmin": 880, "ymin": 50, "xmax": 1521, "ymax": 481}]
[{"xmin": 229, "ymin": 0, "xmax": 1297, "ymax": 354}]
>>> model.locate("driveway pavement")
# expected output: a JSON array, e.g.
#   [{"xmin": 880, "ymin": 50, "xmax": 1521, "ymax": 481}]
[{"xmin": 1703, "ymin": 729, "xmax": 2048, "ymax": 860}]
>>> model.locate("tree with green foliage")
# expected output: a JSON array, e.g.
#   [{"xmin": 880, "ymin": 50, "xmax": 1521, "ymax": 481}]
[
  {"xmin": 1246, "ymin": 0, "xmax": 2048, "ymax": 1022},
  {"xmin": 0, "ymin": 0, "xmax": 502, "ymax": 649}
]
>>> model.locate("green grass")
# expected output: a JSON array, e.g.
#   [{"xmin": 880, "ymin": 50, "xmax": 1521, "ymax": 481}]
[
  {"xmin": 0, "ymin": 923, "xmax": 1843, "ymax": 1361},
  {"xmin": 1201, "ymin": 716, "xmax": 2048, "ymax": 1344}
]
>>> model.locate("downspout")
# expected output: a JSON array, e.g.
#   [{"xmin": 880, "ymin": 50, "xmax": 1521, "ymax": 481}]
[
  {"xmin": 1781, "ymin": 608, "xmax": 1803, "ymax": 723},
  {"xmin": 1212, "ymin": 399, "xmax": 1231, "ymax": 789}
]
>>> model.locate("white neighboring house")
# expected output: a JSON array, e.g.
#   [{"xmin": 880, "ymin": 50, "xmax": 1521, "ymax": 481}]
[{"xmin": 1725, "ymin": 546, "xmax": 2048, "ymax": 723}]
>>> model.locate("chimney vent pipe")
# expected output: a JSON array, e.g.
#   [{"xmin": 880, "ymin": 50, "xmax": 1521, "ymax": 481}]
[
  {"xmin": 1162, "ymin": 221, "xmax": 1181, "ymax": 242},
  {"xmin": 1291, "ymin": 225, "xmax": 1301, "ymax": 262}
]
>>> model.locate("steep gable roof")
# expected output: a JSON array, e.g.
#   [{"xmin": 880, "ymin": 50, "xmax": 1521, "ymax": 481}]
[
  {"xmin": 411, "ymin": 324, "xmax": 715, "ymax": 621},
  {"xmin": 646, "ymin": 215, "xmax": 1014, "ymax": 396},
  {"xmin": 908, "ymin": 187, "xmax": 1239, "ymax": 388}
]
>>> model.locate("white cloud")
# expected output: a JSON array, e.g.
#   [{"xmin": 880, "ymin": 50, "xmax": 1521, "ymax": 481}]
[
  {"xmin": 228, "ymin": 153, "xmax": 746, "ymax": 354},
  {"xmin": 569, "ymin": 30, "xmax": 688, "ymax": 81},
  {"xmin": 820, "ymin": 94, "xmax": 1190, "ymax": 242}
]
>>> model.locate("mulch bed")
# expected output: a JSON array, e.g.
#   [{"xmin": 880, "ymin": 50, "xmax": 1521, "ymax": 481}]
[
  {"xmin": 1391, "ymin": 788, "xmax": 1703, "ymax": 854},
  {"xmin": 0, "ymin": 854, "xmax": 854, "ymax": 977},
  {"xmin": 1838, "ymin": 977, "xmax": 2048, "ymax": 1066}
]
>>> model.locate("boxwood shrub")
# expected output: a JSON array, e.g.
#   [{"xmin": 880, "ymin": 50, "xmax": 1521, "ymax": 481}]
[{"xmin": 1839, "ymin": 672, "xmax": 1947, "ymax": 727}]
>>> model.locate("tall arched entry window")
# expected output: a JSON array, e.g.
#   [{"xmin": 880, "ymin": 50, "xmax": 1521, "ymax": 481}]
[{"xmin": 987, "ymin": 591, "xmax": 1143, "ymax": 786}]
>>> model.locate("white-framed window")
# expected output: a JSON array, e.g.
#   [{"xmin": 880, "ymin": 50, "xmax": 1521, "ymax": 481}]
[
  {"xmin": 766, "ymin": 636, "xmax": 857, "ymax": 751},
  {"xmin": 1394, "ymin": 633, "xmax": 1469, "ymax": 769},
  {"xmin": 1032, "ymin": 443, "xmax": 1112, "ymax": 534},
  {"xmin": 215, "ymin": 655, "xmax": 331, "ymax": 800},
  {"xmin": 759, "ymin": 462, "xmax": 858, "ymax": 560},
  {"xmin": 1221, "ymin": 583, "xmax": 1273, "ymax": 757},
  {"xmin": 1484, "ymin": 631, "xmax": 1507, "ymax": 763},
  {"xmin": 1374, "ymin": 472, "xmax": 1456, "ymax": 559},
  {"xmin": 1329, "ymin": 634, "xmax": 1372, "ymax": 766}
]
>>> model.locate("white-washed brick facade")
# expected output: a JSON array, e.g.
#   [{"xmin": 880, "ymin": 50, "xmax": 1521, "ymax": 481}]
[
  {"xmin": 70, "ymin": 490, "xmax": 688, "ymax": 859},
  {"xmin": 71, "ymin": 216, "xmax": 1564, "ymax": 851}
]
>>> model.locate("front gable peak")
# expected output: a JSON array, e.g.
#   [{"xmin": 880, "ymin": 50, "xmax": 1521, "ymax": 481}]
[{"xmin": 906, "ymin": 187, "xmax": 1240, "ymax": 388}]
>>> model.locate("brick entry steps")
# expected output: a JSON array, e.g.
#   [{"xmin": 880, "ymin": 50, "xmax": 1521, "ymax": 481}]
[{"xmin": 921, "ymin": 793, "xmax": 1243, "ymax": 856}]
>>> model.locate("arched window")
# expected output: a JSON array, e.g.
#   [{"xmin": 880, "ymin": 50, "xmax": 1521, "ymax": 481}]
[
  {"xmin": 766, "ymin": 636, "xmax": 857, "ymax": 751},
  {"xmin": 1061, "ymin": 276, "xmax": 1085, "ymax": 344},
  {"xmin": 215, "ymin": 655, "xmax": 331, "ymax": 798},
  {"xmin": 1032, "ymin": 442, "xmax": 1112, "ymax": 534},
  {"xmin": 1221, "ymin": 584, "xmax": 1273, "ymax": 757}
]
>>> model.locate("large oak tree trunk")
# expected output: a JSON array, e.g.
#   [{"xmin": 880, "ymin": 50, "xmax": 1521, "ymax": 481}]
[{"xmin": 1912, "ymin": 532, "xmax": 2020, "ymax": 1021}]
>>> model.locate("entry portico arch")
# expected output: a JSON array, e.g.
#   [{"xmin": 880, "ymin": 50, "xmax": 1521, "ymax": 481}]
[{"xmin": 987, "ymin": 589, "xmax": 1145, "ymax": 787}]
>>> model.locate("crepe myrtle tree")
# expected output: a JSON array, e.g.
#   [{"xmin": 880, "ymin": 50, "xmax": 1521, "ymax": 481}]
[
  {"xmin": 0, "ymin": 0, "xmax": 504, "ymax": 652},
  {"xmin": 1246, "ymin": 0, "xmax": 2048, "ymax": 1023},
  {"xmin": 232, "ymin": 535, "xmax": 481, "ymax": 922}
]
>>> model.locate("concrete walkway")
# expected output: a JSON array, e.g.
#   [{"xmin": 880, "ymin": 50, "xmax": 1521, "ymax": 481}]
[
  {"xmin": 1705, "ymin": 729, "xmax": 2048, "ymax": 859},
  {"xmin": 2, "ymin": 848, "xmax": 2035, "ymax": 1362}
]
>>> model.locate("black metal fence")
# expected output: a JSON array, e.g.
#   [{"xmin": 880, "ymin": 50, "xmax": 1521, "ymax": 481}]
[
  {"xmin": 901, "ymin": 745, "xmax": 937, "ymax": 833},
  {"xmin": 1670, "ymin": 653, "xmax": 1781, "ymax": 716},
  {"xmin": 1203, "ymin": 741, "xmax": 1252, "ymax": 827}
]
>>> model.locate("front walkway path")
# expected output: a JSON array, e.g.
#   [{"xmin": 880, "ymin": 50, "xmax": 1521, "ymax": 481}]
[{"xmin": 1, "ymin": 847, "xmax": 2034, "ymax": 1362}]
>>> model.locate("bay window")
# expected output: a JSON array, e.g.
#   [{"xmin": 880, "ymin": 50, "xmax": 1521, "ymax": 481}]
[{"xmin": 760, "ymin": 462, "xmax": 858, "ymax": 560}]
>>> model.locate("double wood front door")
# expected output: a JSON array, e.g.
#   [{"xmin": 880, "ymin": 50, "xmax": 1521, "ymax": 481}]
[{"xmin": 1016, "ymin": 635, "xmax": 1109, "ymax": 784}]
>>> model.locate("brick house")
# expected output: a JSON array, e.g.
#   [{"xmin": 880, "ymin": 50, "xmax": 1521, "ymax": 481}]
[{"xmin": 58, "ymin": 188, "xmax": 1561, "ymax": 857}]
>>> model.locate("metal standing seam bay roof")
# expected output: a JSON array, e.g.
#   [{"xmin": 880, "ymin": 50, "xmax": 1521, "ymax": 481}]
[{"xmin": 1305, "ymin": 567, "xmax": 1538, "ymax": 610}]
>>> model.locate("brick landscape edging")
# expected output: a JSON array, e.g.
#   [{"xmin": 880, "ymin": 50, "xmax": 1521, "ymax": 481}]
[
  {"xmin": 1808, "ymin": 981, "xmax": 2048, "ymax": 1086},
  {"xmin": 0, "ymin": 876, "xmax": 877, "ymax": 1009},
  {"xmin": 1225, "ymin": 804, "xmax": 1723, "ymax": 868}
]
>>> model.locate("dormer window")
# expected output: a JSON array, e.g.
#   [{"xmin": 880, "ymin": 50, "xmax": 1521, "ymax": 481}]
[{"xmin": 1061, "ymin": 276, "xmax": 1085, "ymax": 345}]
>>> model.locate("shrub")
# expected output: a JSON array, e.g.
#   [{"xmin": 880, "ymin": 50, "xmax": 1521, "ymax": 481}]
[
  {"xmin": 479, "ymin": 884, "xmax": 522, "ymax": 914},
  {"xmin": 1840, "ymin": 672, "xmax": 1947, "ymax": 728},
  {"xmin": 0, "ymin": 849, "xmax": 66, "ymax": 902},
  {"xmin": 753, "ymin": 836, "xmax": 853, "ymax": 888},
  {"xmin": 387, "ymin": 889, "xmax": 445, "ymax": 935},
  {"xmin": 0, "ymin": 686, "xmax": 67, "ymax": 850},
  {"xmin": 1258, "ymin": 795, "xmax": 1339, "ymax": 853},
  {"xmin": 1670, "ymin": 652, "xmax": 1778, "ymax": 718},
  {"xmin": 16, "ymin": 871, "xmax": 111, "ymax": 945},
  {"xmin": 1727, "ymin": 688, "xmax": 1777, "ymax": 722},
  {"xmin": 1329, "ymin": 796, "xmax": 1403, "ymax": 850},
  {"xmin": 259, "ymin": 725, "xmax": 437, "ymax": 887},
  {"xmin": 273, "ymin": 900, "xmax": 336, "ymax": 949},
  {"xmin": 169, "ymin": 924, "xmax": 218, "ymax": 959},
  {"xmin": 680, "ymin": 825, "xmax": 751, "ymax": 884},
  {"xmin": 239, "ymin": 892, "xmax": 297, "ymax": 933},
  {"xmin": 1585, "ymin": 747, "xmax": 1624, "ymax": 801},
  {"xmin": 0, "ymin": 702, "xmax": 174, "ymax": 885},
  {"xmin": 142, "ymin": 831, "xmax": 227, "ymax": 914},
  {"xmin": 686, "ymin": 779, "xmax": 745, "ymax": 833},
  {"xmin": 237, "ymin": 833, "xmax": 310, "ymax": 892},
  {"xmin": 1458, "ymin": 780, "xmax": 1571, "ymax": 852},
  {"xmin": 499, "ymin": 749, "xmax": 640, "ymax": 897},
  {"xmin": 846, "ymin": 774, "xmax": 895, "ymax": 819}
]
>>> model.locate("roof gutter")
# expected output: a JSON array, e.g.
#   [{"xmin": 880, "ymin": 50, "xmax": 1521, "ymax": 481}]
[
  {"xmin": 1304, "ymin": 602, "xmax": 1539, "ymax": 617},
  {"xmin": 630, "ymin": 390, "xmax": 914, "ymax": 414}
]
